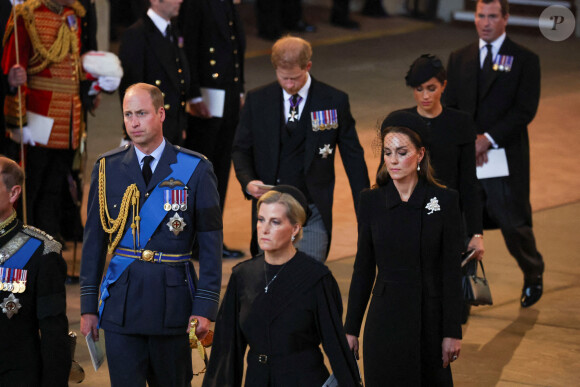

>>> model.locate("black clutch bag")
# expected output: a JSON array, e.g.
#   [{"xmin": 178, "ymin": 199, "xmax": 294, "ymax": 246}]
[{"xmin": 462, "ymin": 258, "xmax": 493, "ymax": 306}]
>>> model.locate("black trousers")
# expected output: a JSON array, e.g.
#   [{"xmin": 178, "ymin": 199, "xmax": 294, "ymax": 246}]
[
  {"xmin": 256, "ymin": 0, "xmax": 302, "ymax": 37},
  {"xmin": 184, "ymin": 87, "xmax": 240, "ymax": 213},
  {"xmin": 25, "ymin": 146, "xmax": 75, "ymax": 237},
  {"xmin": 479, "ymin": 177, "xmax": 544, "ymax": 279},
  {"xmin": 105, "ymin": 331, "xmax": 193, "ymax": 387}
]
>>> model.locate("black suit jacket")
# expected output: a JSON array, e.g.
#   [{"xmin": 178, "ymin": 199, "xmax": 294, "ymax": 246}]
[
  {"xmin": 232, "ymin": 78, "xmax": 370, "ymax": 240},
  {"xmin": 444, "ymin": 37, "xmax": 541, "ymax": 203},
  {"xmin": 118, "ymin": 15, "xmax": 191, "ymax": 144},
  {"xmin": 179, "ymin": 0, "xmax": 245, "ymax": 97}
]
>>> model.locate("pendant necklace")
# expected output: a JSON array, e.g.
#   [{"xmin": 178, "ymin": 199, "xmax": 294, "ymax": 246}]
[{"xmin": 264, "ymin": 259, "xmax": 289, "ymax": 293}]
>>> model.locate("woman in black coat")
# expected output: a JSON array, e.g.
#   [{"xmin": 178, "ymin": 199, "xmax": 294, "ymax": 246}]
[
  {"xmin": 398, "ymin": 54, "xmax": 485, "ymax": 260},
  {"xmin": 345, "ymin": 112, "xmax": 463, "ymax": 386},
  {"xmin": 203, "ymin": 185, "xmax": 361, "ymax": 387}
]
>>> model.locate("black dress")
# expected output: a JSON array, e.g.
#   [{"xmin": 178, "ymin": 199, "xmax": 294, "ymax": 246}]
[
  {"xmin": 345, "ymin": 179, "xmax": 463, "ymax": 386},
  {"xmin": 401, "ymin": 106, "xmax": 482, "ymax": 236},
  {"xmin": 203, "ymin": 251, "xmax": 361, "ymax": 387}
]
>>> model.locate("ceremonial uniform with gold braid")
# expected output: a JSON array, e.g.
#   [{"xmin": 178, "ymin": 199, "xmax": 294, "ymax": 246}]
[
  {"xmin": 0, "ymin": 213, "xmax": 70, "ymax": 386},
  {"xmin": 1, "ymin": 0, "xmax": 87, "ymax": 238},
  {"xmin": 80, "ymin": 141, "xmax": 223, "ymax": 385}
]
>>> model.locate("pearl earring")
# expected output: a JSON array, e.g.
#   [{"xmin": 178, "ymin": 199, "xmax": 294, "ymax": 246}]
[
  {"xmin": 417, "ymin": 164, "xmax": 421, "ymax": 171},
  {"xmin": 291, "ymin": 235, "xmax": 296, "ymax": 242}
]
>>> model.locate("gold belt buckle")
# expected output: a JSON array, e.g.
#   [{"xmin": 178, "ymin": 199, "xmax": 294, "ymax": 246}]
[{"xmin": 141, "ymin": 250, "xmax": 155, "ymax": 262}]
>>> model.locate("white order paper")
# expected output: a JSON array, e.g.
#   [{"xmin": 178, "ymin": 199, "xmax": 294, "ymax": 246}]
[
  {"xmin": 476, "ymin": 148, "xmax": 510, "ymax": 179},
  {"xmin": 85, "ymin": 331, "xmax": 106, "ymax": 371},
  {"xmin": 200, "ymin": 87, "xmax": 226, "ymax": 118},
  {"xmin": 26, "ymin": 111, "xmax": 53, "ymax": 145}
]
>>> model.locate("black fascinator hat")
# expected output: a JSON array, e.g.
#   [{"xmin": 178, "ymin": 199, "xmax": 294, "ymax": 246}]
[
  {"xmin": 380, "ymin": 110, "xmax": 432, "ymax": 148},
  {"xmin": 405, "ymin": 54, "xmax": 445, "ymax": 87},
  {"xmin": 270, "ymin": 185, "xmax": 311, "ymax": 224}
]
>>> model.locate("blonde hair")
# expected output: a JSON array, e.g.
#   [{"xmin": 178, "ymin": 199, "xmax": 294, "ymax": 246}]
[{"xmin": 257, "ymin": 191, "xmax": 307, "ymax": 242}]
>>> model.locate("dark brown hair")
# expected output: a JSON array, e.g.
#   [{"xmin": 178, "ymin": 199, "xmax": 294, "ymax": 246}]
[
  {"xmin": 478, "ymin": 0, "xmax": 509, "ymax": 17},
  {"xmin": 375, "ymin": 127, "xmax": 444, "ymax": 188}
]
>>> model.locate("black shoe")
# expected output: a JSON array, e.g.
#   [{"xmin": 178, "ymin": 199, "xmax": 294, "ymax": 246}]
[
  {"xmin": 288, "ymin": 20, "xmax": 316, "ymax": 33},
  {"xmin": 521, "ymin": 275, "xmax": 543, "ymax": 307},
  {"xmin": 223, "ymin": 245, "xmax": 244, "ymax": 259},
  {"xmin": 331, "ymin": 18, "xmax": 360, "ymax": 30}
]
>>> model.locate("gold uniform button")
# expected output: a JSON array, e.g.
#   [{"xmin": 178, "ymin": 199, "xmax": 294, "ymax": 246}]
[
  {"xmin": 233, "ymin": 49, "xmax": 238, "ymax": 54},
  {"xmin": 178, "ymin": 68, "xmax": 182, "ymax": 73},
  {"xmin": 212, "ymin": 73, "xmax": 219, "ymax": 79},
  {"xmin": 209, "ymin": 47, "xmax": 215, "ymax": 53},
  {"xmin": 155, "ymin": 80, "xmax": 161, "ymax": 86},
  {"xmin": 235, "ymin": 63, "xmax": 239, "ymax": 68},
  {"xmin": 162, "ymin": 92, "xmax": 166, "ymax": 97},
  {"xmin": 181, "ymin": 79, "xmax": 185, "ymax": 84},
  {"xmin": 181, "ymin": 101, "xmax": 185, "ymax": 107},
  {"xmin": 229, "ymin": 21, "xmax": 233, "ymax": 26},
  {"xmin": 234, "ymin": 77, "xmax": 239, "ymax": 82},
  {"xmin": 210, "ymin": 60, "xmax": 216, "ymax": 66},
  {"xmin": 230, "ymin": 35, "xmax": 236, "ymax": 40},
  {"xmin": 164, "ymin": 104, "xmax": 170, "ymax": 110}
]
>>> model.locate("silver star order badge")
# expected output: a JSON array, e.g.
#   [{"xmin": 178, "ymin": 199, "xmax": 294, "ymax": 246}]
[
  {"xmin": 167, "ymin": 213, "xmax": 186, "ymax": 236},
  {"xmin": 319, "ymin": 144, "xmax": 333, "ymax": 159},
  {"xmin": 425, "ymin": 197, "xmax": 441, "ymax": 215},
  {"xmin": 1, "ymin": 293, "xmax": 21, "ymax": 319}
]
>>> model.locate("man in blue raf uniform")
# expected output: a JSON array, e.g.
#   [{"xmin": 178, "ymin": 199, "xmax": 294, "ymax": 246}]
[
  {"xmin": 80, "ymin": 83, "xmax": 222, "ymax": 386},
  {"xmin": 0, "ymin": 156, "xmax": 70, "ymax": 386}
]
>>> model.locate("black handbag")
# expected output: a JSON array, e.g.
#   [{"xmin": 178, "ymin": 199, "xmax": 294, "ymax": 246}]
[{"xmin": 462, "ymin": 259, "xmax": 493, "ymax": 306}]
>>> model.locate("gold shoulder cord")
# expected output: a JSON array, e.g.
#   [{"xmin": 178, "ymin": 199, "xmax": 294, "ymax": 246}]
[
  {"xmin": 3, "ymin": 0, "xmax": 86, "ymax": 75},
  {"xmin": 98, "ymin": 158, "xmax": 141, "ymax": 253}
]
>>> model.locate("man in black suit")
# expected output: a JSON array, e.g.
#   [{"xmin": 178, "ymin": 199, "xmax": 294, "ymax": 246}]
[
  {"xmin": 232, "ymin": 36, "xmax": 370, "ymax": 261},
  {"xmin": 178, "ymin": 0, "xmax": 245, "ymax": 259},
  {"xmin": 444, "ymin": 0, "xmax": 544, "ymax": 307},
  {"xmin": 119, "ymin": 0, "xmax": 190, "ymax": 145}
]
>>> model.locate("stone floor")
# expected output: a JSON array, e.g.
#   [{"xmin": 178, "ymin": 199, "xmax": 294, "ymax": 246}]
[{"xmin": 63, "ymin": 6, "xmax": 580, "ymax": 386}]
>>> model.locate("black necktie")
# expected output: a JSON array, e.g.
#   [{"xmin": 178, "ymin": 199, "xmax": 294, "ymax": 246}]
[
  {"xmin": 482, "ymin": 44, "xmax": 493, "ymax": 75},
  {"xmin": 165, "ymin": 23, "xmax": 174, "ymax": 42},
  {"xmin": 142, "ymin": 155, "xmax": 154, "ymax": 186}
]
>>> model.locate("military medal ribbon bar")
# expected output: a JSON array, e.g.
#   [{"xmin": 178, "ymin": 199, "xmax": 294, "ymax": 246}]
[{"xmin": 311, "ymin": 109, "xmax": 338, "ymax": 131}]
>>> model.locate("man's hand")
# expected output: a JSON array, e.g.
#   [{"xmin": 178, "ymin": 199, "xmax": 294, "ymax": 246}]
[
  {"xmin": 188, "ymin": 315, "xmax": 210, "ymax": 340},
  {"xmin": 475, "ymin": 134, "xmax": 491, "ymax": 166},
  {"xmin": 188, "ymin": 101, "xmax": 211, "ymax": 118},
  {"xmin": 246, "ymin": 180, "xmax": 270, "ymax": 199},
  {"xmin": 10, "ymin": 126, "xmax": 35, "ymax": 146},
  {"xmin": 80, "ymin": 313, "xmax": 99, "ymax": 340},
  {"xmin": 467, "ymin": 235, "xmax": 485, "ymax": 261},
  {"xmin": 8, "ymin": 64, "xmax": 26, "ymax": 88}
]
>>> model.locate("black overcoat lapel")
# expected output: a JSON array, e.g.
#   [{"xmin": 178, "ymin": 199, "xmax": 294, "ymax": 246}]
[{"xmin": 265, "ymin": 85, "xmax": 283, "ymax": 174}]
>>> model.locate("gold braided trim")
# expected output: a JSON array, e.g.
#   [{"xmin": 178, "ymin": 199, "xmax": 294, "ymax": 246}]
[
  {"xmin": 98, "ymin": 158, "xmax": 141, "ymax": 254},
  {"xmin": 4, "ymin": 0, "xmax": 85, "ymax": 75},
  {"xmin": 28, "ymin": 76, "xmax": 79, "ymax": 93}
]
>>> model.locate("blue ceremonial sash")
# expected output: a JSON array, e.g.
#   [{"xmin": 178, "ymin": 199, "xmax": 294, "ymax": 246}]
[
  {"xmin": 3, "ymin": 237, "xmax": 42, "ymax": 269},
  {"xmin": 97, "ymin": 152, "xmax": 200, "ymax": 326}
]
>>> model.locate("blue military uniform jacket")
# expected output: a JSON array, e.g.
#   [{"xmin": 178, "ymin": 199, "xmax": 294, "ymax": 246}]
[{"xmin": 80, "ymin": 141, "xmax": 223, "ymax": 335}]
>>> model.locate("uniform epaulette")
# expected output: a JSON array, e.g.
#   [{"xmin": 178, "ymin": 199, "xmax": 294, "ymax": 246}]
[
  {"xmin": 22, "ymin": 225, "xmax": 62, "ymax": 255},
  {"xmin": 174, "ymin": 145, "xmax": 208, "ymax": 161},
  {"xmin": 97, "ymin": 143, "xmax": 131, "ymax": 161}
]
